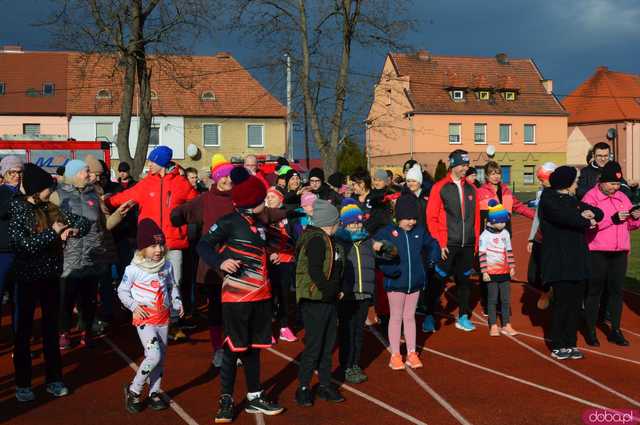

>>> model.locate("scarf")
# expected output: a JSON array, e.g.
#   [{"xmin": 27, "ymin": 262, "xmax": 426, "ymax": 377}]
[
  {"xmin": 336, "ymin": 228, "xmax": 369, "ymax": 242},
  {"xmin": 132, "ymin": 252, "xmax": 166, "ymax": 274}
]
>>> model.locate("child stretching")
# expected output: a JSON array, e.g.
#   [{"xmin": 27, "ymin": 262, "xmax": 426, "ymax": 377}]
[
  {"xmin": 118, "ymin": 219, "xmax": 183, "ymax": 413},
  {"xmin": 375, "ymin": 195, "xmax": 440, "ymax": 370},
  {"xmin": 479, "ymin": 200, "xmax": 517, "ymax": 337}
]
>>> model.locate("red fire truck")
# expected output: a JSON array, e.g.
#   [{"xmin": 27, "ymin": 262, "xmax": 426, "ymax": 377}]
[{"xmin": 0, "ymin": 140, "xmax": 111, "ymax": 174}]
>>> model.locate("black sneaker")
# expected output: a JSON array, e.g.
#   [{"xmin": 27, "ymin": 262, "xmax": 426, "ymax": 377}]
[
  {"xmin": 179, "ymin": 316, "xmax": 198, "ymax": 330},
  {"xmin": 608, "ymin": 329, "xmax": 630, "ymax": 347},
  {"xmin": 245, "ymin": 394, "xmax": 284, "ymax": 416},
  {"xmin": 123, "ymin": 384, "xmax": 144, "ymax": 414},
  {"xmin": 550, "ymin": 349, "xmax": 571, "ymax": 360},
  {"xmin": 148, "ymin": 392, "xmax": 169, "ymax": 410},
  {"xmin": 215, "ymin": 394, "xmax": 234, "ymax": 423},
  {"xmin": 317, "ymin": 385, "xmax": 345, "ymax": 403},
  {"xmin": 585, "ymin": 331, "xmax": 600, "ymax": 347},
  {"xmin": 295, "ymin": 386, "xmax": 313, "ymax": 407},
  {"xmin": 569, "ymin": 348, "xmax": 584, "ymax": 360}
]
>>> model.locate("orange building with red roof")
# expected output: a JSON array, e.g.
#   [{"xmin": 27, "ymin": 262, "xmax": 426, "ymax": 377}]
[
  {"xmin": 563, "ymin": 66, "xmax": 640, "ymax": 181},
  {"xmin": 366, "ymin": 51, "xmax": 568, "ymax": 190}
]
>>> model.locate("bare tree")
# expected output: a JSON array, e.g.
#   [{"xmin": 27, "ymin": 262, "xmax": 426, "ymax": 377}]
[
  {"xmin": 43, "ymin": 0, "xmax": 214, "ymax": 177},
  {"xmin": 227, "ymin": 0, "xmax": 415, "ymax": 174}
]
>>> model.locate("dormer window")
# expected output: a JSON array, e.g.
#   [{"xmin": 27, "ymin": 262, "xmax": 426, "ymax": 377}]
[
  {"xmin": 96, "ymin": 89, "xmax": 112, "ymax": 99},
  {"xmin": 451, "ymin": 90, "xmax": 465, "ymax": 101},
  {"xmin": 150, "ymin": 90, "xmax": 158, "ymax": 100},
  {"xmin": 43, "ymin": 82, "xmax": 55, "ymax": 96},
  {"xmin": 0, "ymin": 82, "xmax": 4, "ymax": 95},
  {"xmin": 503, "ymin": 91, "xmax": 516, "ymax": 101},
  {"xmin": 478, "ymin": 91, "xmax": 490, "ymax": 101},
  {"xmin": 200, "ymin": 91, "xmax": 216, "ymax": 101}
]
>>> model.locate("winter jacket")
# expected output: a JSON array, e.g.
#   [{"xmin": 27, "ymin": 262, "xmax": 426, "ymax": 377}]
[
  {"xmin": 401, "ymin": 186, "xmax": 430, "ymax": 230},
  {"xmin": 577, "ymin": 161, "xmax": 636, "ymax": 200},
  {"xmin": 335, "ymin": 230, "xmax": 376, "ymax": 298},
  {"xmin": 582, "ymin": 186, "xmax": 640, "ymax": 252},
  {"xmin": 266, "ymin": 214, "xmax": 297, "ymax": 263},
  {"xmin": 106, "ymin": 163, "xmax": 198, "ymax": 250},
  {"xmin": 477, "ymin": 182, "xmax": 534, "ymax": 232},
  {"xmin": 427, "ymin": 173, "xmax": 480, "ymax": 249},
  {"xmin": 375, "ymin": 224, "xmax": 440, "ymax": 294},
  {"xmin": 8, "ymin": 199, "xmax": 90, "ymax": 283},
  {"xmin": 0, "ymin": 184, "xmax": 21, "ymax": 253},
  {"xmin": 312, "ymin": 183, "xmax": 343, "ymax": 206},
  {"xmin": 117, "ymin": 259, "xmax": 182, "ymax": 326},
  {"xmin": 539, "ymin": 189, "xmax": 604, "ymax": 283},
  {"xmin": 478, "ymin": 227, "xmax": 515, "ymax": 276},
  {"xmin": 366, "ymin": 188, "xmax": 395, "ymax": 236},
  {"xmin": 197, "ymin": 210, "xmax": 271, "ymax": 303}
]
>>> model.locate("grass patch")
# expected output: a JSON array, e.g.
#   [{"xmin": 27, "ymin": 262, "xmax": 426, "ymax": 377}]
[{"xmin": 626, "ymin": 231, "xmax": 640, "ymax": 292}]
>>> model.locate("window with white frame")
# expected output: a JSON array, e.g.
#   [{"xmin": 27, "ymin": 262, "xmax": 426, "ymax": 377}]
[
  {"xmin": 149, "ymin": 125, "xmax": 160, "ymax": 146},
  {"xmin": 203, "ymin": 124, "xmax": 221, "ymax": 147},
  {"xmin": 499, "ymin": 124, "xmax": 511, "ymax": 144},
  {"xmin": 451, "ymin": 90, "xmax": 465, "ymax": 101},
  {"xmin": 448, "ymin": 123, "xmax": 461, "ymax": 144},
  {"xmin": 43, "ymin": 82, "xmax": 55, "ymax": 96},
  {"xmin": 23, "ymin": 123, "xmax": 40, "ymax": 135},
  {"xmin": 523, "ymin": 165, "xmax": 535, "ymax": 184},
  {"xmin": 524, "ymin": 124, "xmax": 536, "ymax": 144},
  {"xmin": 474, "ymin": 123, "xmax": 487, "ymax": 144},
  {"xmin": 247, "ymin": 124, "xmax": 264, "ymax": 148}
]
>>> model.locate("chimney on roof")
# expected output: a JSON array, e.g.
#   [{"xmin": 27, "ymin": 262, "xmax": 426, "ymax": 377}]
[
  {"xmin": 416, "ymin": 50, "xmax": 431, "ymax": 61},
  {"xmin": 2, "ymin": 44, "xmax": 24, "ymax": 53},
  {"xmin": 596, "ymin": 66, "xmax": 609, "ymax": 73},
  {"xmin": 215, "ymin": 52, "xmax": 231, "ymax": 59},
  {"xmin": 495, "ymin": 53, "xmax": 508, "ymax": 65},
  {"xmin": 542, "ymin": 79, "xmax": 553, "ymax": 94}
]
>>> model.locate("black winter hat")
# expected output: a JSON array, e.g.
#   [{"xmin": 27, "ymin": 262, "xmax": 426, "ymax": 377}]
[
  {"xmin": 327, "ymin": 172, "xmax": 345, "ymax": 188},
  {"xmin": 599, "ymin": 161, "xmax": 623, "ymax": 183},
  {"xmin": 395, "ymin": 194, "xmax": 419, "ymax": 221},
  {"xmin": 23, "ymin": 163, "xmax": 55, "ymax": 196},
  {"xmin": 118, "ymin": 162, "xmax": 131, "ymax": 172},
  {"xmin": 549, "ymin": 166, "xmax": 578, "ymax": 190},
  {"xmin": 137, "ymin": 218, "xmax": 166, "ymax": 250},
  {"xmin": 308, "ymin": 168, "xmax": 325, "ymax": 182}
]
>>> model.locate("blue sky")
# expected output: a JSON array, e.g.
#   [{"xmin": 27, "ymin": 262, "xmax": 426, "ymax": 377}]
[{"xmin": 2, "ymin": 0, "xmax": 638, "ymax": 158}]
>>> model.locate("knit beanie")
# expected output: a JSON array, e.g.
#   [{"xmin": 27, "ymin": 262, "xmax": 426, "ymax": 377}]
[
  {"xmin": 83, "ymin": 155, "xmax": 103, "ymax": 174},
  {"xmin": 487, "ymin": 199, "xmax": 510, "ymax": 224},
  {"xmin": 0, "ymin": 155, "xmax": 24, "ymax": 176},
  {"xmin": 285, "ymin": 169, "xmax": 300, "ymax": 187},
  {"xmin": 327, "ymin": 172, "xmax": 345, "ymax": 188},
  {"xmin": 536, "ymin": 162, "xmax": 556, "ymax": 182},
  {"xmin": 405, "ymin": 164, "xmax": 423, "ymax": 184},
  {"xmin": 373, "ymin": 169, "xmax": 388, "ymax": 181},
  {"xmin": 403, "ymin": 159, "xmax": 418, "ymax": 173},
  {"xmin": 267, "ymin": 186, "xmax": 285, "ymax": 205},
  {"xmin": 449, "ymin": 151, "xmax": 470, "ymax": 168},
  {"xmin": 64, "ymin": 160, "xmax": 88, "ymax": 179},
  {"xmin": 230, "ymin": 166, "xmax": 266, "ymax": 208},
  {"xmin": 395, "ymin": 194, "xmax": 419, "ymax": 221},
  {"xmin": 276, "ymin": 165, "xmax": 293, "ymax": 176},
  {"xmin": 300, "ymin": 191, "xmax": 317, "ymax": 208},
  {"xmin": 308, "ymin": 168, "xmax": 325, "ymax": 182},
  {"xmin": 137, "ymin": 218, "xmax": 166, "ymax": 249},
  {"xmin": 148, "ymin": 145, "xmax": 173, "ymax": 168},
  {"xmin": 340, "ymin": 198, "xmax": 364, "ymax": 225},
  {"xmin": 118, "ymin": 162, "xmax": 131, "ymax": 173},
  {"xmin": 599, "ymin": 161, "xmax": 624, "ymax": 183},
  {"xmin": 210, "ymin": 154, "xmax": 235, "ymax": 182},
  {"xmin": 312, "ymin": 199, "xmax": 339, "ymax": 227},
  {"xmin": 22, "ymin": 163, "xmax": 55, "ymax": 196},
  {"xmin": 549, "ymin": 166, "xmax": 578, "ymax": 190}
]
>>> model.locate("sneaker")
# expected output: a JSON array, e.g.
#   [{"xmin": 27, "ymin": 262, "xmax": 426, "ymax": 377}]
[
  {"xmin": 59, "ymin": 333, "xmax": 71, "ymax": 350},
  {"xmin": 279, "ymin": 327, "xmax": 298, "ymax": 342},
  {"xmin": 351, "ymin": 365, "xmax": 368, "ymax": 383},
  {"xmin": 168, "ymin": 327, "xmax": 187, "ymax": 342},
  {"xmin": 215, "ymin": 394, "xmax": 234, "ymax": 423},
  {"xmin": 295, "ymin": 386, "xmax": 313, "ymax": 407},
  {"xmin": 421, "ymin": 315, "xmax": 436, "ymax": 333},
  {"xmin": 455, "ymin": 315, "xmax": 476, "ymax": 332},
  {"xmin": 388, "ymin": 353, "xmax": 405, "ymax": 370},
  {"xmin": 405, "ymin": 352, "xmax": 423, "ymax": 369},
  {"xmin": 148, "ymin": 392, "xmax": 169, "ymax": 410},
  {"xmin": 489, "ymin": 324, "xmax": 500, "ymax": 337},
  {"xmin": 550, "ymin": 349, "xmax": 572, "ymax": 360},
  {"xmin": 569, "ymin": 348, "xmax": 584, "ymax": 360},
  {"xmin": 16, "ymin": 387, "xmax": 35, "ymax": 402},
  {"xmin": 46, "ymin": 381, "xmax": 69, "ymax": 397},
  {"xmin": 178, "ymin": 316, "xmax": 197, "ymax": 330},
  {"xmin": 585, "ymin": 331, "xmax": 600, "ymax": 347},
  {"xmin": 212, "ymin": 348, "xmax": 224, "ymax": 368},
  {"xmin": 608, "ymin": 329, "xmax": 630, "ymax": 347},
  {"xmin": 245, "ymin": 393, "xmax": 284, "ymax": 415},
  {"xmin": 236, "ymin": 358, "xmax": 243, "ymax": 368},
  {"xmin": 500, "ymin": 324, "xmax": 518, "ymax": 337},
  {"xmin": 317, "ymin": 385, "xmax": 345, "ymax": 403},
  {"xmin": 124, "ymin": 384, "xmax": 144, "ymax": 413}
]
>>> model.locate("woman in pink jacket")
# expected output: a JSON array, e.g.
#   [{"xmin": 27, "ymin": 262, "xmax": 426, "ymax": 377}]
[{"xmin": 582, "ymin": 162, "xmax": 640, "ymax": 347}]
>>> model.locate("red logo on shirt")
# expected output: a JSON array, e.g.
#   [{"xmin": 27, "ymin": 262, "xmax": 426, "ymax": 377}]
[
  {"xmin": 391, "ymin": 230, "xmax": 399, "ymax": 238},
  {"xmin": 150, "ymin": 280, "xmax": 160, "ymax": 289},
  {"xmin": 87, "ymin": 199, "xmax": 95, "ymax": 207}
]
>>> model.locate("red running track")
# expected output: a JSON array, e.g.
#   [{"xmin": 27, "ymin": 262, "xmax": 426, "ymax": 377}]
[{"xmin": 1, "ymin": 216, "xmax": 639, "ymax": 425}]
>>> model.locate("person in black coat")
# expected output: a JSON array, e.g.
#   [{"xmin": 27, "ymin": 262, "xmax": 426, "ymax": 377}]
[
  {"xmin": 539, "ymin": 166, "xmax": 603, "ymax": 361},
  {"xmin": 577, "ymin": 142, "xmax": 638, "ymax": 200}
]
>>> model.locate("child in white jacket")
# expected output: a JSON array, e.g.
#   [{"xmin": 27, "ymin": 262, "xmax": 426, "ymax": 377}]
[{"xmin": 118, "ymin": 219, "xmax": 183, "ymax": 413}]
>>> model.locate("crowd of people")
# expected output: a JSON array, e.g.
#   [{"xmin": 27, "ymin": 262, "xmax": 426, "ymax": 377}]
[{"xmin": 0, "ymin": 142, "xmax": 638, "ymax": 423}]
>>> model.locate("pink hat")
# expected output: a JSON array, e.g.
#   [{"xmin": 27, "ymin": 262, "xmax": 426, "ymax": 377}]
[{"xmin": 300, "ymin": 191, "xmax": 317, "ymax": 208}]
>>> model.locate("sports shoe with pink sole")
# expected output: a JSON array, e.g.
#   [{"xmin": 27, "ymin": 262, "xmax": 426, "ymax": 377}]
[{"xmin": 279, "ymin": 327, "xmax": 298, "ymax": 342}]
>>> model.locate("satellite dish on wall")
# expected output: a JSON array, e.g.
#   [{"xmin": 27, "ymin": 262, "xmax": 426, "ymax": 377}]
[
  {"xmin": 486, "ymin": 145, "xmax": 496, "ymax": 157},
  {"xmin": 186, "ymin": 144, "xmax": 199, "ymax": 158}
]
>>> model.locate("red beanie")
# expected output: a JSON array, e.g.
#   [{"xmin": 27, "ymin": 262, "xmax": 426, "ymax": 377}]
[
  {"xmin": 137, "ymin": 218, "xmax": 166, "ymax": 249},
  {"xmin": 230, "ymin": 167, "xmax": 267, "ymax": 208}
]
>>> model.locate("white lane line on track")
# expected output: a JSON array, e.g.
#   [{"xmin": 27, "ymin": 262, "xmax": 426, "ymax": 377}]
[
  {"xmin": 104, "ymin": 337, "xmax": 200, "ymax": 425},
  {"xmin": 266, "ymin": 347, "xmax": 428, "ymax": 425},
  {"xmin": 365, "ymin": 326, "xmax": 473, "ymax": 425}
]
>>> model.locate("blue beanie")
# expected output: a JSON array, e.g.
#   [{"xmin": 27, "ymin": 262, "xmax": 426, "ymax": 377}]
[
  {"xmin": 64, "ymin": 160, "xmax": 88, "ymax": 179},
  {"xmin": 340, "ymin": 198, "xmax": 364, "ymax": 225},
  {"xmin": 487, "ymin": 199, "xmax": 509, "ymax": 224},
  {"xmin": 148, "ymin": 146, "xmax": 173, "ymax": 168}
]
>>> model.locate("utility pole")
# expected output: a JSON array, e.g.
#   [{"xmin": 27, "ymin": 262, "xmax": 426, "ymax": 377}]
[{"xmin": 285, "ymin": 53, "xmax": 293, "ymax": 161}]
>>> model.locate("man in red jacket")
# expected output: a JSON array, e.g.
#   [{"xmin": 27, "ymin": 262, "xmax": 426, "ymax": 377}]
[
  {"xmin": 425, "ymin": 149, "xmax": 480, "ymax": 333},
  {"xmin": 106, "ymin": 146, "xmax": 197, "ymax": 337}
]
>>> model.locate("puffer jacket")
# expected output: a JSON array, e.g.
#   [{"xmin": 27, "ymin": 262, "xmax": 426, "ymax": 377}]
[
  {"xmin": 335, "ymin": 230, "xmax": 376, "ymax": 297},
  {"xmin": 106, "ymin": 163, "xmax": 198, "ymax": 250},
  {"xmin": 375, "ymin": 224, "xmax": 440, "ymax": 293},
  {"xmin": 582, "ymin": 186, "xmax": 640, "ymax": 252}
]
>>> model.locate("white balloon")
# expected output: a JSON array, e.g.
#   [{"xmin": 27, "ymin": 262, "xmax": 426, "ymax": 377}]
[
  {"xmin": 186, "ymin": 144, "xmax": 199, "ymax": 158},
  {"xmin": 486, "ymin": 145, "xmax": 496, "ymax": 157}
]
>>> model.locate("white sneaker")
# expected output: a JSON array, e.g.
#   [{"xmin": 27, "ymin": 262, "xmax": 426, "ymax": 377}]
[
  {"xmin": 46, "ymin": 381, "xmax": 69, "ymax": 397},
  {"xmin": 16, "ymin": 387, "xmax": 36, "ymax": 402},
  {"xmin": 212, "ymin": 348, "xmax": 224, "ymax": 368}
]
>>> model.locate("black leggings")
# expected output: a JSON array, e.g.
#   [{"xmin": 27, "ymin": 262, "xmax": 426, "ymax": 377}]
[
  {"xmin": 527, "ymin": 242, "xmax": 551, "ymax": 292},
  {"xmin": 206, "ymin": 284, "xmax": 222, "ymax": 327},
  {"xmin": 60, "ymin": 273, "xmax": 99, "ymax": 333},
  {"xmin": 428, "ymin": 246, "xmax": 475, "ymax": 317},
  {"xmin": 220, "ymin": 346, "xmax": 261, "ymax": 396},
  {"xmin": 269, "ymin": 262, "xmax": 294, "ymax": 328},
  {"xmin": 550, "ymin": 280, "xmax": 584, "ymax": 350},
  {"xmin": 585, "ymin": 251, "xmax": 627, "ymax": 332},
  {"xmin": 338, "ymin": 299, "xmax": 370, "ymax": 368}
]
